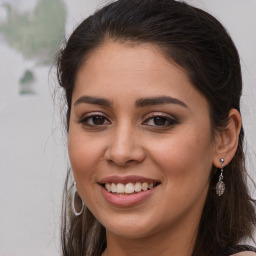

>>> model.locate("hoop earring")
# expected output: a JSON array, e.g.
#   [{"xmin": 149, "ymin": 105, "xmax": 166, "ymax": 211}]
[
  {"xmin": 216, "ymin": 158, "xmax": 225, "ymax": 196},
  {"xmin": 71, "ymin": 181, "xmax": 84, "ymax": 216}
]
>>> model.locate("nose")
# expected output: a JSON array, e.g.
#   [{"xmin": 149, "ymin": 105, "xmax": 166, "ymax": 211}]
[{"xmin": 104, "ymin": 124, "xmax": 146, "ymax": 167}]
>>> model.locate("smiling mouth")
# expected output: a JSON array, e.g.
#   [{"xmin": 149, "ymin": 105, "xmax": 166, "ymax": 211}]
[{"xmin": 102, "ymin": 182, "xmax": 161, "ymax": 195}]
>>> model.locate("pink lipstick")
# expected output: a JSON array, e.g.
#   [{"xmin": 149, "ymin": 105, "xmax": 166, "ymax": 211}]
[{"xmin": 98, "ymin": 175, "xmax": 161, "ymax": 207}]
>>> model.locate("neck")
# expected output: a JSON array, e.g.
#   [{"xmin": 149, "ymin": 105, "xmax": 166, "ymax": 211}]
[{"xmin": 104, "ymin": 214, "xmax": 200, "ymax": 256}]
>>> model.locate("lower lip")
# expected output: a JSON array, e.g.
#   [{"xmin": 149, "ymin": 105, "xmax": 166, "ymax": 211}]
[{"xmin": 100, "ymin": 185, "xmax": 160, "ymax": 207}]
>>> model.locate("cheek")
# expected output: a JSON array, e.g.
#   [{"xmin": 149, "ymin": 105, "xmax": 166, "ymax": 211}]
[
  {"xmin": 68, "ymin": 130, "xmax": 103, "ymax": 181},
  {"xmin": 145, "ymin": 130, "xmax": 213, "ymax": 223},
  {"xmin": 68, "ymin": 131, "xmax": 106, "ymax": 209},
  {"xmin": 149, "ymin": 128, "xmax": 213, "ymax": 191}
]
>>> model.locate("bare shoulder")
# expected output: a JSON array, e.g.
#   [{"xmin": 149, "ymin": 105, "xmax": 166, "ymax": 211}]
[{"xmin": 232, "ymin": 252, "xmax": 256, "ymax": 256}]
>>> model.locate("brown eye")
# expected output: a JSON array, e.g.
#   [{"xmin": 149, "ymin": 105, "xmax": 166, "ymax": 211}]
[
  {"xmin": 143, "ymin": 115, "xmax": 177, "ymax": 127},
  {"xmin": 79, "ymin": 115, "xmax": 110, "ymax": 127},
  {"xmin": 91, "ymin": 115, "xmax": 106, "ymax": 125},
  {"xmin": 153, "ymin": 116, "xmax": 168, "ymax": 126}
]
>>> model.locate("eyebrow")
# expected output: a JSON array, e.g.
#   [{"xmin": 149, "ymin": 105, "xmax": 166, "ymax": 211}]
[
  {"xmin": 74, "ymin": 95, "xmax": 188, "ymax": 108},
  {"xmin": 74, "ymin": 96, "xmax": 112, "ymax": 107},
  {"xmin": 135, "ymin": 96, "xmax": 188, "ymax": 108}
]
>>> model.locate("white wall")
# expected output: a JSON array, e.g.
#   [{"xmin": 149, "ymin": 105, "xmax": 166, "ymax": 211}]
[{"xmin": 0, "ymin": 1, "xmax": 255, "ymax": 255}]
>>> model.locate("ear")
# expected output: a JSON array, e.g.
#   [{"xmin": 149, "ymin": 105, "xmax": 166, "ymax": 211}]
[{"xmin": 212, "ymin": 109, "xmax": 242, "ymax": 168}]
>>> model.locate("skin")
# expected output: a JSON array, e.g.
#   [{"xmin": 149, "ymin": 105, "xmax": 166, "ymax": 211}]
[
  {"xmin": 235, "ymin": 253, "xmax": 256, "ymax": 256},
  {"xmin": 68, "ymin": 41, "xmax": 241, "ymax": 256}
]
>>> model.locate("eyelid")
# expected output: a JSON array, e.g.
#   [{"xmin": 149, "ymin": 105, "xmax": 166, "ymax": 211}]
[
  {"xmin": 143, "ymin": 112, "xmax": 176, "ymax": 121},
  {"xmin": 77, "ymin": 111, "xmax": 178, "ymax": 128},
  {"xmin": 80, "ymin": 111, "xmax": 109, "ymax": 119},
  {"xmin": 142, "ymin": 112, "xmax": 178, "ymax": 126},
  {"xmin": 78, "ymin": 112, "xmax": 111, "ymax": 126}
]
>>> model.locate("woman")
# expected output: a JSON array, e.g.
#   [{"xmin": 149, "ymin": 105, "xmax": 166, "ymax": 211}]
[{"xmin": 56, "ymin": 0, "xmax": 256, "ymax": 255}]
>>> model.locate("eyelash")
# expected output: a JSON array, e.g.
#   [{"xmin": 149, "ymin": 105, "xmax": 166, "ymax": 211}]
[
  {"xmin": 142, "ymin": 114, "xmax": 178, "ymax": 128},
  {"xmin": 78, "ymin": 113, "xmax": 110, "ymax": 127},
  {"xmin": 78, "ymin": 113, "xmax": 178, "ymax": 128}
]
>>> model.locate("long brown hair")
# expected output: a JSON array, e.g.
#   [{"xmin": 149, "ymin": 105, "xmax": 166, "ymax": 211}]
[{"xmin": 56, "ymin": 1, "xmax": 256, "ymax": 255}]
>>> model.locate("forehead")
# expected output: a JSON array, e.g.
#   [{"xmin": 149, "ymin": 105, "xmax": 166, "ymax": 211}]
[
  {"xmin": 73, "ymin": 41, "xmax": 208, "ymax": 110},
  {"xmin": 77, "ymin": 40, "xmax": 186, "ymax": 80}
]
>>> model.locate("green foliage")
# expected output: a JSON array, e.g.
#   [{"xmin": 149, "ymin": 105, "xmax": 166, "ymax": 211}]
[
  {"xmin": 20, "ymin": 70, "xmax": 35, "ymax": 84},
  {"xmin": 0, "ymin": 0, "xmax": 66, "ymax": 64}
]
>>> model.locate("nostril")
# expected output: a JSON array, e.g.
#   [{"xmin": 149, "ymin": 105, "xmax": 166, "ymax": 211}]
[{"xmin": 104, "ymin": 141, "xmax": 146, "ymax": 166}]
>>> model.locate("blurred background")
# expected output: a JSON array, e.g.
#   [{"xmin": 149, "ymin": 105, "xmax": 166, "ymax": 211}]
[{"xmin": 0, "ymin": 0, "xmax": 255, "ymax": 255}]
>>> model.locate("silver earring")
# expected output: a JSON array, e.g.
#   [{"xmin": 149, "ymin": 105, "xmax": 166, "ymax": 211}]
[
  {"xmin": 216, "ymin": 158, "xmax": 225, "ymax": 196},
  {"xmin": 71, "ymin": 181, "xmax": 84, "ymax": 216}
]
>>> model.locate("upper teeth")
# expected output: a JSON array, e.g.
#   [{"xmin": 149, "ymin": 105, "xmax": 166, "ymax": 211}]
[{"xmin": 105, "ymin": 182, "xmax": 154, "ymax": 194}]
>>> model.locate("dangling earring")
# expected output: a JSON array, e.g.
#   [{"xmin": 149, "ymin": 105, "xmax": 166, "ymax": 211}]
[
  {"xmin": 71, "ymin": 181, "xmax": 85, "ymax": 216},
  {"xmin": 216, "ymin": 158, "xmax": 225, "ymax": 196}
]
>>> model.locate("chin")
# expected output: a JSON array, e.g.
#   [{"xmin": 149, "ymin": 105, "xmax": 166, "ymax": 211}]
[
  {"xmin": 106, "ymin": 225, "xmax": 156, "ymax": 239},
  {"xmin": 98, "ymin": 213, "xmax": 163, "ymax": 239}
]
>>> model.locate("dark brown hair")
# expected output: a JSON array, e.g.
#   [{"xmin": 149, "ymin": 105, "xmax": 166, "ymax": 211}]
[{"xmin": 56, "ymin": 0, "xmax": 256, "ymax": 255}]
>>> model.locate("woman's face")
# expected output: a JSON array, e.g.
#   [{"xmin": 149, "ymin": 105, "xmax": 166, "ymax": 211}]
[{"xmin": 68, "ymin": 41, "xmax": 217, "ymax": 238}]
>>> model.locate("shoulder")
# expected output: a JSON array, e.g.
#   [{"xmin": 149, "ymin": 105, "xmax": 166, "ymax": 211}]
[
  {"xmin": 224, "ymin": 245, "xmax": 256, "ymax": 256},
  {"xmin": 232, "ymin": 252, "xmax": 256, "ymax": 256}
]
